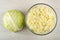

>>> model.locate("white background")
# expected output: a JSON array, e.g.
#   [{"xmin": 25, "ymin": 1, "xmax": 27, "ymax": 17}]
[{"xmin": 0, "ymin": 0, "xmax": 60, "ymax": 40}]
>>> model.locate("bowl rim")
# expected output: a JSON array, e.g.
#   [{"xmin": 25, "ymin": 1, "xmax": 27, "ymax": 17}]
[{"xmin": 25, "ymin": 3, "xmax": 57, "ymax": 36}]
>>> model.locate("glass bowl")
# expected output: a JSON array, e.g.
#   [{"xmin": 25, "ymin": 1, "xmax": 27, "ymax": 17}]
[{"xmin": 25, "ymin": 3, "xmax": 57, "ymax": 35}]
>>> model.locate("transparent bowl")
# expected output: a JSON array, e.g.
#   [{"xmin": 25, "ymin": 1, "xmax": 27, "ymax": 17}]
[{"xmin": 26, "ymin": 3, "xmax": 57, "ymax": 35}]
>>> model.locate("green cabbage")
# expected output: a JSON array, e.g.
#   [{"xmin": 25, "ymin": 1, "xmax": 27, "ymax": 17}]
[{"xmin": 3, "ymin": 10, "xmax": 25, "ymax": 32}]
